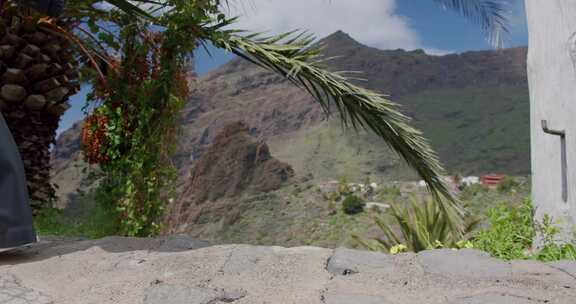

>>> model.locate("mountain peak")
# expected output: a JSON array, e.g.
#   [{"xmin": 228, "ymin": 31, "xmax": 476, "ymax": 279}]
[{"xmin": 320, "ymin": 30, "xmax": 362, "ymax": 47}]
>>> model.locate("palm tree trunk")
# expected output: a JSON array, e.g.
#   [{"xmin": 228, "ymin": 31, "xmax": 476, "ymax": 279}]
[
  {"xmin": 0, "ymin": 103, "xmax": 66, "ymax": 214},
  {"xmin": 0, "ymin": 12, "xmax": 79, "ymax": 214}
]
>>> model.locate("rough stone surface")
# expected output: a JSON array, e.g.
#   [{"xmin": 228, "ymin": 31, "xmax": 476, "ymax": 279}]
[
  {"xmin": 417, "ymin": 249, "xmax": 512, "ymax": 278},
  {"xmin": 144, "ymin": 284, "xmax": 248, "ymax": 304},
  {"xmin": 144, "ymin": 284, "xmax": 221, "ymax": 304},
  {"xmin": 547, "ymin": 261, "xmax": 576, "ymax": 279},
  {"xmin": 324, "ymin": 293, "xmax": 393, "ymax": 304},
  {"xmin": 327, "ymin": 247, "xmax": 399, "ymax": 276},
  {"xmin": 0, "ymin": 236, "xmax": 574, "ymax": 304},
  {"xmin": 155, "ymin": 235, "xmax": 213, "ymax": 252},
  {"xmin": 0, "ymin": 274, "xmax": 53, "ymax": 304},
  {"xmin": 449, "ymin": 291, "xmax": 552, "ymax": 304}
]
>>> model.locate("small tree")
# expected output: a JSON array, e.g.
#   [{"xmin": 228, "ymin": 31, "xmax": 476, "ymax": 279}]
[{"xmin": 342, "ymin": 195, "xmax": 365, "ymax": 215}]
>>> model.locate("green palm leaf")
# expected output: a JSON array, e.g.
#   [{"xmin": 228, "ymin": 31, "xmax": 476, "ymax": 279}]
[
  {"xmin": 65, "ymin": 0, "xmax": 157, "ymax": 19},
  {"xmin": 105, "ymin": 0, "xmax": 156, "ymax": 19}
]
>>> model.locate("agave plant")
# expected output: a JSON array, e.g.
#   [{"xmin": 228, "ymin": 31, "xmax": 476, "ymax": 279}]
[
  {"xmin": 353, "ymin": 197, "xmax": 480, "ymax": 253},
  {"xmin": 0, "ymin": 0, "xmax": 507, "ymax": 224}
]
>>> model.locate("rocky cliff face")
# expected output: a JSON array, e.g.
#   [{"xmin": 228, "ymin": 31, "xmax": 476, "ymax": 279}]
[
  {"xmin": 163, "ymin": 121, "xmax": 295, "ymax": 235},
  {"xmin": 50, "ymin": 120, "xmax": 95, "ymax": 209}
]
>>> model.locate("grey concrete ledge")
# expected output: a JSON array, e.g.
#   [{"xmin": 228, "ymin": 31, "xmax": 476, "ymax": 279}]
[{"xmin": 0, "ymin": 236, "xmax": 574, "ymax": 304}]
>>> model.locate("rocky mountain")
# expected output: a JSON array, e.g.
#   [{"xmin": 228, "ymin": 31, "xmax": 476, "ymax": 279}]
[
  {"xmin": 50, "ymin": 30, "xmax": 530, "ymax": 208},
  {"xmin": 163, "ymin": 121, "xmax": 296, "ymax": 235}
]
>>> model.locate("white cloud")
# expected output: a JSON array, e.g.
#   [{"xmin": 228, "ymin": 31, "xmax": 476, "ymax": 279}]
[{"xmin": 222, "ymin": 0, "xmax": 428, "ymax": 51}]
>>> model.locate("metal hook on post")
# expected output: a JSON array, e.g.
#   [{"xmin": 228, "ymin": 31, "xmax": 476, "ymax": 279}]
[{"xmin": 542, "ymin": 120, "xmax": 568, "ymax": 202}]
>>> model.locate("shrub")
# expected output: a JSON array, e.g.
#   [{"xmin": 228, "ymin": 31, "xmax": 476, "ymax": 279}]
[
  {"xmin": 533, "ymin": 215, "xmax": 576, "ymax": 261},
  {"xmin": 337, "ymin": 177, "xmax": 352, "ymax": 195},
  {"xmin": 353, "ymin": 197, "xmax": 478, "ymax": 253},
  {"xmin": 471, "ymin": 198, "xmax": 576, "ymax": 261},
  {"xmin": 327, "ymin": 200, "xmax": 338, "ymax": 215},
  {"xmin": 34, "ymin": 191, "xmax": 120, "ymax": 239},
  {"xmin": 376, "ymin": 185, "xmax": 401, "ymax": 201},
  {"xmin": 322, "ymin": 191, "xmax": 341, "ymax": 202},
  {"xmin": 342, "ymin": 195, "xmax": 365, "ymax": 215},
  {"xmin": 497, "ymin": 176, "xmax": 519, "ymax": 193},
  {"xmin": 471, "ymin": 199, "xmax": 535, "ymax": 260},
  {"xmin": 459, "ymin": 183, "xmax": 488, "ymax": 200}
]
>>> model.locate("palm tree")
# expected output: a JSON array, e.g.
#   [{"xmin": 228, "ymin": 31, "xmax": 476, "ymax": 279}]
[
  {"xmin": 0, "ymin": 1, "xmax": 81, "ymax": 213},
  {"xmin": 0, "ymin": 0, "xmax": 507, "ymax": 229},
  {"xmin": 0, "ymin": 0, "xmax": 151, "ymax": 214}
]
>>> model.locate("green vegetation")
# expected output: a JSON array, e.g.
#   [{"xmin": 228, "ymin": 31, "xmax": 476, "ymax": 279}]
[
  {"xmin": 353, "ymin": 182, "xmax": 575, "ymax": 262},
  {"xmin": 269, "ymin": 120, "xmax": 416, "ymax": 183},
  {"xmin": 84, "ymin": 17, "xmax": 190, "ymax": 236},
  {"xmin": 472, "ymin": 199, "xmax": 576, "ymax": 261},
  {"xmin": 375, "ymin": 185, "xmax": 402, "ymax": 202},
  {"xmin": 401, "ymin": 87, "xmax": 530, "ymax": 176},
  {"xmin": 497, "ymin": 176, "xmax": 520, "ymax": 193},
  {"xmin": 459, "ymin": 177, "xmax": 530, "ymax": 217},
  {"xmin": 181, "ymin": 184, "xmax": 379, "ymax": 248},
  {"xmin": 353, "ymin": 198, "xmax": 478, "ymax": 253},
  {"xmin": 33, "ymin": 193, "xmax": 118, "ymax": 239},
  {"xmin": 269, "ymin": 87, "xmax": 531, "ymax": 195},
  {"xmin": 471, "ymin": 199, "xmax": 534, "ymax": 260},
  {"xmin": 342, "ymin": 195, "xmax": 365, "ymax": 215}
]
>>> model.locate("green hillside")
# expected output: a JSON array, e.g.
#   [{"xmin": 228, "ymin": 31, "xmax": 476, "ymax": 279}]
[
  {"xmin": 268, "ymin": 86, "xmax": 530, "ymax": 181},
  {"xmin": 404, "ymin": 86, "xmax": 530, "ymax": 175},
  {"xmin": 268, "ymin": 119, "xmax": 417, "ymax": 182}
]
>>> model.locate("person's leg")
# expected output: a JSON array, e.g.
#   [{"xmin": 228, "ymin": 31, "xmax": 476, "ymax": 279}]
[{"xmin": 0, "ymin": 112, "xmax": 37, "ymax": 249}]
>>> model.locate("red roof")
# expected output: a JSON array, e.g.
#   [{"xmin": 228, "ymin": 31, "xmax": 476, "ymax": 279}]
[{"xmin": 480, "ymin": 174, "xmax": 505, "ymax": 186}]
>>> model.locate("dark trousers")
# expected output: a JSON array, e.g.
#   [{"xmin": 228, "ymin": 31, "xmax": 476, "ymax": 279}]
[{"xmin": 0, "ymin": 112, "xmax": 36, "ymax": 248}]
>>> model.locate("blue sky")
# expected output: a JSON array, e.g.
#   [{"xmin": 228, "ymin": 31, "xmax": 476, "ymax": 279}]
[{"xmin": 58, "ymin": 0, "xmax": 528, "ymax": 136}]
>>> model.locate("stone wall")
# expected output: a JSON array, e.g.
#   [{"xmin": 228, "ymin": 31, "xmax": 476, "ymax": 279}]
[{"xmin": 0, "ymin": 236, "xmax": 574, "ymax": 303}]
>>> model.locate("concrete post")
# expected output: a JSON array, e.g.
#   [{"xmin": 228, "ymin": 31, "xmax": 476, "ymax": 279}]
[{"xmin": 525, "ymin": 0, "xmax": 576, "ymax": 243}]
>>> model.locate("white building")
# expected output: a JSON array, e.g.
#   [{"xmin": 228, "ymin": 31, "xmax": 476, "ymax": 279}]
[{"xmin": 461, "ymin": 176, "xmax": 480, "ymax": 186}]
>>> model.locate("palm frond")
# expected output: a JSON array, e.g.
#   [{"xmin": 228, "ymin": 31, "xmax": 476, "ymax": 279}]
[
  {"xmin": 432, "ymin": 0, "xmax": 509, "ymax": 48},
  {"xmin": 63, "ymin": 0, "xmax": 159, "ymax": 21},
  {"xmin": 204, "ymin": 30, "xmax": 465, "ymax": 231},
  {"xmin": 99, "ymin": 0, "xmax": 157, "ymax": 19}
]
